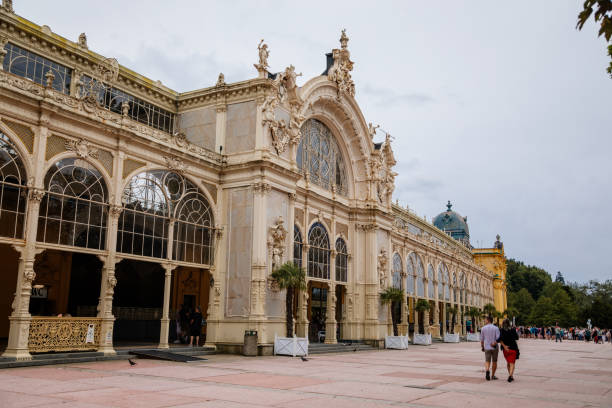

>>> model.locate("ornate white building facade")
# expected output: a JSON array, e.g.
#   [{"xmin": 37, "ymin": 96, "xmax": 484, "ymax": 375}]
[{"xmin": 0, "ymin": 2, "xmax": 495, "ymax": 359}]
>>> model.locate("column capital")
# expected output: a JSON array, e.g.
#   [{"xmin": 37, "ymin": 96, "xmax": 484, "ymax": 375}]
[
  {"xmin": 161, "ymin": 263, "xmax": 177, "ymax": 275},
  {"xmin": 28, "ymin": 188, "xmax": 45, "ymax": 202}
]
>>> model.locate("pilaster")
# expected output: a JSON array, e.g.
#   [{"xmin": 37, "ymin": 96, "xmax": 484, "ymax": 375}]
[{"xmin": 324, "ymin": 282, "xmax": 337, "ymax": 344}]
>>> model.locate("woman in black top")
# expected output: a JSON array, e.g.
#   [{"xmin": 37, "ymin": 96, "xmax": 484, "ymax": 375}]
[
  {"xmin": 499, "ymin": 318, "xmax": 519, "ymax": 382},
  {"xmin": 189, "ymin": 306, "xmax": 203, "ymax": 347}
]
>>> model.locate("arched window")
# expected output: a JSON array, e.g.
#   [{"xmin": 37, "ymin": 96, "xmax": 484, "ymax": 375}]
[
  {"xmin": 294, "ymin": 225, "xmax": 303, "ymax": 267},
  {"xmin": 413, "ymin": 253, "xmax": 425, "ymax": 297},
  {"xmin": 297, "ymin": 119, "xmax": 347, "ymax": 196},
  {"xmin": 437, "ymin": 265, "xmax": 444, "ymax": 300},
  {"xmin": 392, "ymin": 253, "xmax": 402, "ymax": 289},
  {"xmin": 427, "ymin": 264, "xmax": 434, "ymax": 298},
  {"xmin": 307, "ymin": 222, "xmax": 329, "ymax": 279},
  {"xmin": 0, "ymin": 132, "xmax": 27, "ymax": 238},
  {"xmin": 118, "ymin": 170, "xmax": 214, "ymax": 264},
  {"xmin": 335, "ymin": 238, "xmax": 348, "ymax": 282},
  {"xmin": 37, "ymin": 158, "xmax": 108, "ymax": 249},
  {"xmin": 406, "ymin": 254, "xmax": 415, "ymax": 295},
  {"xmin": 445, "ymin": 269, "xmax": 450, "ymax": 301}
]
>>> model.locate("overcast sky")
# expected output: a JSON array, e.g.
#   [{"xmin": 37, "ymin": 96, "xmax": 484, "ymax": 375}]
[{"xmin": 18, "ymin": 1, "xmax": 612, "ymax": 283}]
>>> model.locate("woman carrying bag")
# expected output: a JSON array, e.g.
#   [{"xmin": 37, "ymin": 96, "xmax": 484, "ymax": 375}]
[{"xmin": 499, "ymin": 318, "xmax": 520, "ymax": 382}]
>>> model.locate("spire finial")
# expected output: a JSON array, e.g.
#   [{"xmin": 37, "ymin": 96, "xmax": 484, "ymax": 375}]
[
  {"xmin": 446, "ymin": 200, "xmax": 452, "ymax": 211},
  {"xmin": 340, "ymin": 29, "xmax": 349, "ymax": 49}
]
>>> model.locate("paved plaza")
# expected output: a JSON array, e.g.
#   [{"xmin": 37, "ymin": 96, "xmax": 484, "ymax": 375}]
[{"xmin": 1, "ymin": 339, "xmax": 611, "ymax": 408}]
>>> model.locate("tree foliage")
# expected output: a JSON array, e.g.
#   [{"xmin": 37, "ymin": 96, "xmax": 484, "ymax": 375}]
[
  {"xmin": 270, "ymin": 262, "xmax": 306, "ymax": 337},
  {"xmin": 506, "ymin": 259, "xmax": 551, "ymax": 300},
  {"xmin": 576, "ymin": 0, "xmax": 612, "ymax": 77},
  {"xmin": 380, "ymin": 287, "xmax": 404, "ymax": 336}
]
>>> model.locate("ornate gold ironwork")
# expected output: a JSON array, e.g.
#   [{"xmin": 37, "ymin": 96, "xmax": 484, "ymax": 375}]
[{"xmin": 28, "ymin": 317, "xmax": 101, "ymax": 353}]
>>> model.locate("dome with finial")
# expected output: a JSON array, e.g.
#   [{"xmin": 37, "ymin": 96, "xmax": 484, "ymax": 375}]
[{"xmin": 433, "ymin": 201, "xmax": 470, "ymax": 244}]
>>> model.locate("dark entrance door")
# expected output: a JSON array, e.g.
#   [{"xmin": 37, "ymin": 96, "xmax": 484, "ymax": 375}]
[{"xmin": 308, "ymin": 284, "xmax": 327, "ymax": 342}]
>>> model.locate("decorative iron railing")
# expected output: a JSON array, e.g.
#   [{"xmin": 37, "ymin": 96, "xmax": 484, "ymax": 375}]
[{"xmin": 28, "ymin": 317, "xmax": 101, "ymax": 353}]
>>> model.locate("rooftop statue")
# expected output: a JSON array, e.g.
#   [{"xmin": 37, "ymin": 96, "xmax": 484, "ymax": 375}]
[{"xmin": 254, "ymin": 39, "xmax": 269, "ymax": 77}]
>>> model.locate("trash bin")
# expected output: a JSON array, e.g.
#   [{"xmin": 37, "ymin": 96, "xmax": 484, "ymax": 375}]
[{"xmin": 243, "ymin": 330, "xmax": 258, "ymax": 356}]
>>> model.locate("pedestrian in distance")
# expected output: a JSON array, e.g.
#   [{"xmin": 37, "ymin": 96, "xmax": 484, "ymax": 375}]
[
  {"xmin": 499, "ymin": 318, "xmax": 520, "ymax": 382},
  {"xmin": 480, "ymin": 315, "xmax": 500, "ymax": 381},
  {"xmin": 189, "ymin": 306, "xmax": 203, "ymax": 347}
]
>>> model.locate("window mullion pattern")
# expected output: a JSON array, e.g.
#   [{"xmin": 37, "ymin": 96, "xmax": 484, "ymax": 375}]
[
  {"xmin": 37, "ymin": 158, "xmax": 108, "ymax": 250},
  {"xmin": 307, "ymin": 222, "xmax": 330, "ymax": 280},
  {"xmin": 173, "ymin": 185, "xmax": 214, "ymax": 266},
  {"xmin": 0, "ymin": 133, "xmax": 27, "ymax": 239},
  {"xmin": 392, "ymin": 253, "xmax": 402, "ymax": 289},
  {"xmin": 416, "ymin": 254, "xmax": 425, "ymax": 298},
  {"xmin": 3, "ymin": 43, "xmax": 72, "ymax": 94},
  {"xmin": 335, "ymin": 238, "xmax": 348, "ymax": 282},
  {"xmin": 437, "ymin": 265, "xmax": 444, "ymax": 300},
  {"xmin": 406, "ymin": 255, "xmax": 414, "ymax": 295},
  {"xmin": 297, "ymin": 119, "xmax": 347, "ymax": 196},
  {"xmin": 427, "ymin": 265, "xmax": 434, "ymax": 299},
  {"xmin": 293, "ymin": 225, "xmax": 303, "ymax": 267}
]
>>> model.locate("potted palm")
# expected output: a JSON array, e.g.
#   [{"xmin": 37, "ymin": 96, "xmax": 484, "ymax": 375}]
[
  {"xmin": 413, "ymin": 299, "xmax": 432, "ymax": 345},
  {"xmin": 483, "ymin": 303, "xmax": 496, "ymax": 319},
  {"xmin": 271, "ymin": 262, "xmax": 308, "ymax": 356},
  {"xmin": 466, "ymin": 306, "xmax": 482, "ymax": 341},
  {"xmin": 380, "ymin": 287, "xmax": 408, "ymax": 349},
  {"xmin": 444, "ymin": 306, "xmax": 460, "ymax": 342}
]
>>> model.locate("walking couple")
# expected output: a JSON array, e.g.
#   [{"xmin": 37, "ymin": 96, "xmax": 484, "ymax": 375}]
[{"xmin": 481, "ymin": 316, "xmax": 519, "ymax": 383}]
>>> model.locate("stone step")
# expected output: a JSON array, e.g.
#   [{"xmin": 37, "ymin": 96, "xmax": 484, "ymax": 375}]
[
  {"xmin": 0, "ymin": 354, "xmax": 130, "ymax": 369},
  {"xmin": 308, "ymin": 343, "xmax": 377, "ymax": 354}
]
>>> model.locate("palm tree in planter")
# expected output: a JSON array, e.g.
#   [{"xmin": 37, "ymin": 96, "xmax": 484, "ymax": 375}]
[
  {"xmin": 447, "ymin": 306, "xmax": 458, "ymax": 334},
  {"xmin": 414, "ymin": 299, "xmax": 431, "ymax": 334},
  {"xmin": 493, "ymin": 311, "xmax": 504, "ymax": 325},
  {"xmin": 467, "ymin": 306, "xmax": 481, "ymax": 332},
  {"xmin": 483, "ymin": 303, "xmax": 496, "ymax": 319},
  {"xmin": 504, "ymin": 307, "xmax": 519, "ymax": 325},
  {"xmin": 380, "ymin": 287, "xmax": 404, "ymax": 336},
  {"xmin": 270, "ymin": 261, "xmax": 306, "ymax": 337}
]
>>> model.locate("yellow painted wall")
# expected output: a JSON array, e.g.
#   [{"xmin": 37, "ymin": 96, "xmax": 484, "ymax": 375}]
[{"xmin": 473, "ymin": 247, "xmax": 507, "ymax": 313}]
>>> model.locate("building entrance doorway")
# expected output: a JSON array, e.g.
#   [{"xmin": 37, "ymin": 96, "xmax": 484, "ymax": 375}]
[
  {"xmin": 113, "ymin": 259, "xmax": 164, "ymax": 343},
  {"xmin": 0, "ymin": 244, "xmax": 20, "ymax": 345},
  {"xmin": 308, "ymin": 282, "xmax": 327, "ymax": 343},
  {"xmin": 170, "ymin": 267, "xmax": 210, "ymax": 344}
]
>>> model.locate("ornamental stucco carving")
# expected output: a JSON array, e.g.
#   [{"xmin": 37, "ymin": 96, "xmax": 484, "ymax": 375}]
[
  {"xmin": 163, "ymin": 155, "xmax": 186, "ymax": 173},
  {"xmin": 268, "ymin": 216, "xmax": 287, "ymax": 269},
  {"xmin": 64, "ymin": 138, "xmax": 99, "ymax": 159},
  {"xmin": 378, "ymin": 248, "xmax": 388, "ymax": 288},
  {"xmin": 77, "ymin": 32, "xmax": 88, "ymax": 50},
  {"xmin": 327, "ymin": 29, "xmax": 355, "ymax": 98}
]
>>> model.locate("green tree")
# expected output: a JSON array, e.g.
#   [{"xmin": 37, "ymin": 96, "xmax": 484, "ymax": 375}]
[
  {"xmin": 467, "ymin": 307, "xmax": 481, "ymax": 331},
  {"xmin": 529, "ymin": 296, "xmax": 555, "ymax": 327},
  {"xmin": 380, "ymin": 287, "xmax": 404, "ymax": 336},
  {"xmin": 506, "ymin": 259, "xmax": 552, "ymax": 300},
  {"xmin": 508, "ymin": 288, "xmax": 535, "ymax": 325},
  {"xmin": 577, "ymin": 0, "xmax": 612, "ymax": 77},
  {"xmin": 483, "ymin": 303, "xmax": 496, "ymax": 318},
  {"xmin": 270, "ymin": 262, "xmax": 306, "ymax": 338}
]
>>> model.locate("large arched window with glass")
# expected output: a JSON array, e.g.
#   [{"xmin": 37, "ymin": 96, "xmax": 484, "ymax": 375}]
[
  {"xmin": 437, "ymin": 265, "xmax": 444, "ymax": 300},
  {"xmin": 307, "ymin": 222, "xmax": 330, "ymax": 279},
  {"xmin": 392, "ymin": 253, "xmax": 402, "ymax": 289},
  {"xmin": 410, "ymin": 252, "xmax": 425, "ymax": 297},
  {"xmin": 335, "ymin": 238, "xmax": 348, "ymax": 282},
  {"xmin": 297, "ymin": 119, "xmax": 347, "ymax": 196},
  {"xmin": 459, "ymin": 272, "xmax": 465, "ymax": 303},
  {"xmin": 445, "ymin": 269, "xmax": 450, "ymax": 301},
  {"xmin": 406, "ymin": 254, "xmax": 414, "ymax": 295},
  {"xmin": 37, "ymin": 158, "xmax": 108, "ymax": 249},
  {"xmin": 0, "ymin": 133, "xmax": 27, "ymax": 239},
  {"xmin": 294, "ymin": 225, "xmax": 303, "ymax": 267},
  {"xmin": 118, "ymin": 170, "xmax": 215, "ymax": 265}
]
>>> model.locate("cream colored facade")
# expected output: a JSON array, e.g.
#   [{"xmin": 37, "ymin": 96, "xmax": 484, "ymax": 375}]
[{"xmin": 0, "ymin": 3, "xmax": 498, "ymax": 360}]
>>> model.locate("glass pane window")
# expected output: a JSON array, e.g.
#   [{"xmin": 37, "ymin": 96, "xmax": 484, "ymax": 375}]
[
  {"xmin": 0, "ymin": 133, "xmax": 27, "ymax": 239},
  {"xmin": 392, "ymin": 253, "xmax": 402, "ymax": 289},
  {"xmin": 307, "ymin": 222, "xmax": 330, "ymax": 279},
  {"xmin": 297, "ymin": 119, "xmax": 347, "ymax": 196},
  {"xmin": 294, "ymin": 225, "xmax": 303, "ymax": 267},
  {"xmin": 335, "ymin": 238, "xmax": 348, "ymax": 282},
  {"xmin": 37, "ymin": 158, "xmax": 108, "ymax": 249},
  {"xmin": 3, "ymin": 43, "xmax": 72, "ymax": 94}
]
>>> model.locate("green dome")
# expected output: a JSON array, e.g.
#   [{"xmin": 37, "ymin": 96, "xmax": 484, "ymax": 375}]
[{"xmin": 433, "ymin": 201, "xmax": 470, "ymax": 244}]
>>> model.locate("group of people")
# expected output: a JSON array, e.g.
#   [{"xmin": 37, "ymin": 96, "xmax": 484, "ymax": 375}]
[
  {"xmin": 481, "ymin": 316, "xmax": 520, "ymax": 383},
  {"xmin": 173, "ymin": 305, "xmax": 204, "ymax": 346},
  {"xmin": 516, "ymin": 326, "xmax": 611, "ymax": 343}
]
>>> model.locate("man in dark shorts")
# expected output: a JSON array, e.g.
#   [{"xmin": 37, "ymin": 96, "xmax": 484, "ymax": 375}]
[{"xmin": 481, "ymin": 315, "xmax": 500, "ymax": 381}]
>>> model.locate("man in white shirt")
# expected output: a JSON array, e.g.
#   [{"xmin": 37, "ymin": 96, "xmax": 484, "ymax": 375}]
[{"xmin": 480, "ymin": 315, "xmax": 500, "ymax": 381}]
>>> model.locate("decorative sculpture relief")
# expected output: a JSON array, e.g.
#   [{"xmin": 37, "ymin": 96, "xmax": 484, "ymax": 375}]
[
  {"xmin": 163, "ymin": 155, "xmax": 186, "ymax": 173},
  {"xmin": 64, "ymin": 138, "xmax": 99, "ymax": 159},
  {"xmin": 327, "ymin": 29, "xmax": 355, "ymax": 98},
  {"xmin": 2, "ymin": 0, "xmax": 13, "ymax": 13},
  {"xmin": 77, "ymin": 32, "xmax": 88, "ymax": 49},
  {"xmin": 368, "ymin": 123, "xmax": 379, "ymax": 140},
  {"xmin": 254, "ymin": 39, "xmax": 270, "ymax": 77},
  {"xmin": 268, "ymin": 216, "xmax": 287, "ymax": 269},
  {"xmin": 378, "ymin": 249, "xmax": 388, "ymax": 288},
  {"xmin": 28, "ymin": 188, "xmax": 45, "ymax": 202},
  {"xmin": 252, "ymin": 181, "xmax": 271, "ymax": 194},
  {"xmin": 216, "ymin": 72, "xmax": 225, "ymax": 86}
]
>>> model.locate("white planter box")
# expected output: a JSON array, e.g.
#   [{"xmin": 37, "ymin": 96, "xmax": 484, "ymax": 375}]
[
  {"xmin": 466, "ymin": 333, "xmax": 480, "ymax": 342},
  {"xmin": 444, "ymin": 333, "xmax": 460, "ymax": 343},
  {"xmin": 274, "ymin": 335, "xmax": 308, "ymax": 356},
  {"xmin": 385, "ymin": 335, "xmax": 409, "ymax": 349},
  {"xmin": 413, "ymin": 333, "xmax": 432, "ymax": 345}
]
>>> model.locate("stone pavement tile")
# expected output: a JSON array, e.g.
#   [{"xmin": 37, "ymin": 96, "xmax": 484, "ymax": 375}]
[
  {"xmin": 293, "ymin": 380, "xmax": 442, "ymax": 402},
  {"xmin": 164, "ymin": 384, "xmax": 308, "ymax": 405},
  {"xmin": 415, "ymin": 391, "xmax": 582, "ymax": 408},
  {"xmin": 38, "ymin": 402, "xmax": 111, "ymax": 408},
  {"xmin": 573, "ymin": 369, "xmax": 612, "ymax": 376},
  {"xmin": 0, "ymin": 376, "xmax": 107, "ymax": 395},
  {"xmin": 169, "ymin": 401, "xmax": 269, "ymax": 408},
  {"xmin": 75, "ymin": 374, "xmax": 201, "ymax": 391},
  {"xmin": 124, "ymin": 366, "xmax": 242, "ymax": 379},
  {"xmin": 197, "ymin": 372, "xmax": 328, "ymax": 389},
  {"xmin": 0, "ymin": 390, "xmax": 68, "ymax": 408},
  {"xmin": 273, "ymin": 395, "xmax": 401, "ymax": 408},
  {"xmin": 49, "ymin": 387, "xmax": 203, "ymax": 408},
  {"xmin": 382, "ymin": 370, "xmax": 485, "ymax": 384},
  {"xmin": 7, "ymin": 366, "xmax": 114, "ymax": 381},
  {"xmin": 70, "ymin": 359, "xmax": 167, "ymax": 371},
  {"xmin": 513, "ymin": 387, "xmax": 607, "ymax": 405}
]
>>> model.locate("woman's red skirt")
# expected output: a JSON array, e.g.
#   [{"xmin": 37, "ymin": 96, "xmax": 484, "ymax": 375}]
[{"xmin": 503, "ymin": 349, "xmax": 517, "ymax": 363}]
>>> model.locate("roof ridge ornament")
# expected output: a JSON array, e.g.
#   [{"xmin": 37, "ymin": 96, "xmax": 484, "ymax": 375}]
[
  {"xmin": 327, "ymin": 29, "xmax": 355, "ymax": 98},
  {"xmin": 447, "ymin": 200, "xmax": 452, "ymax": 211},
  {"xmin": 254, "ymin": 39, "xmax": 270, "ymax": 78},
  {"xmin": 2, "ymin": 0, "xmax": 13, "ymax": 13}
]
